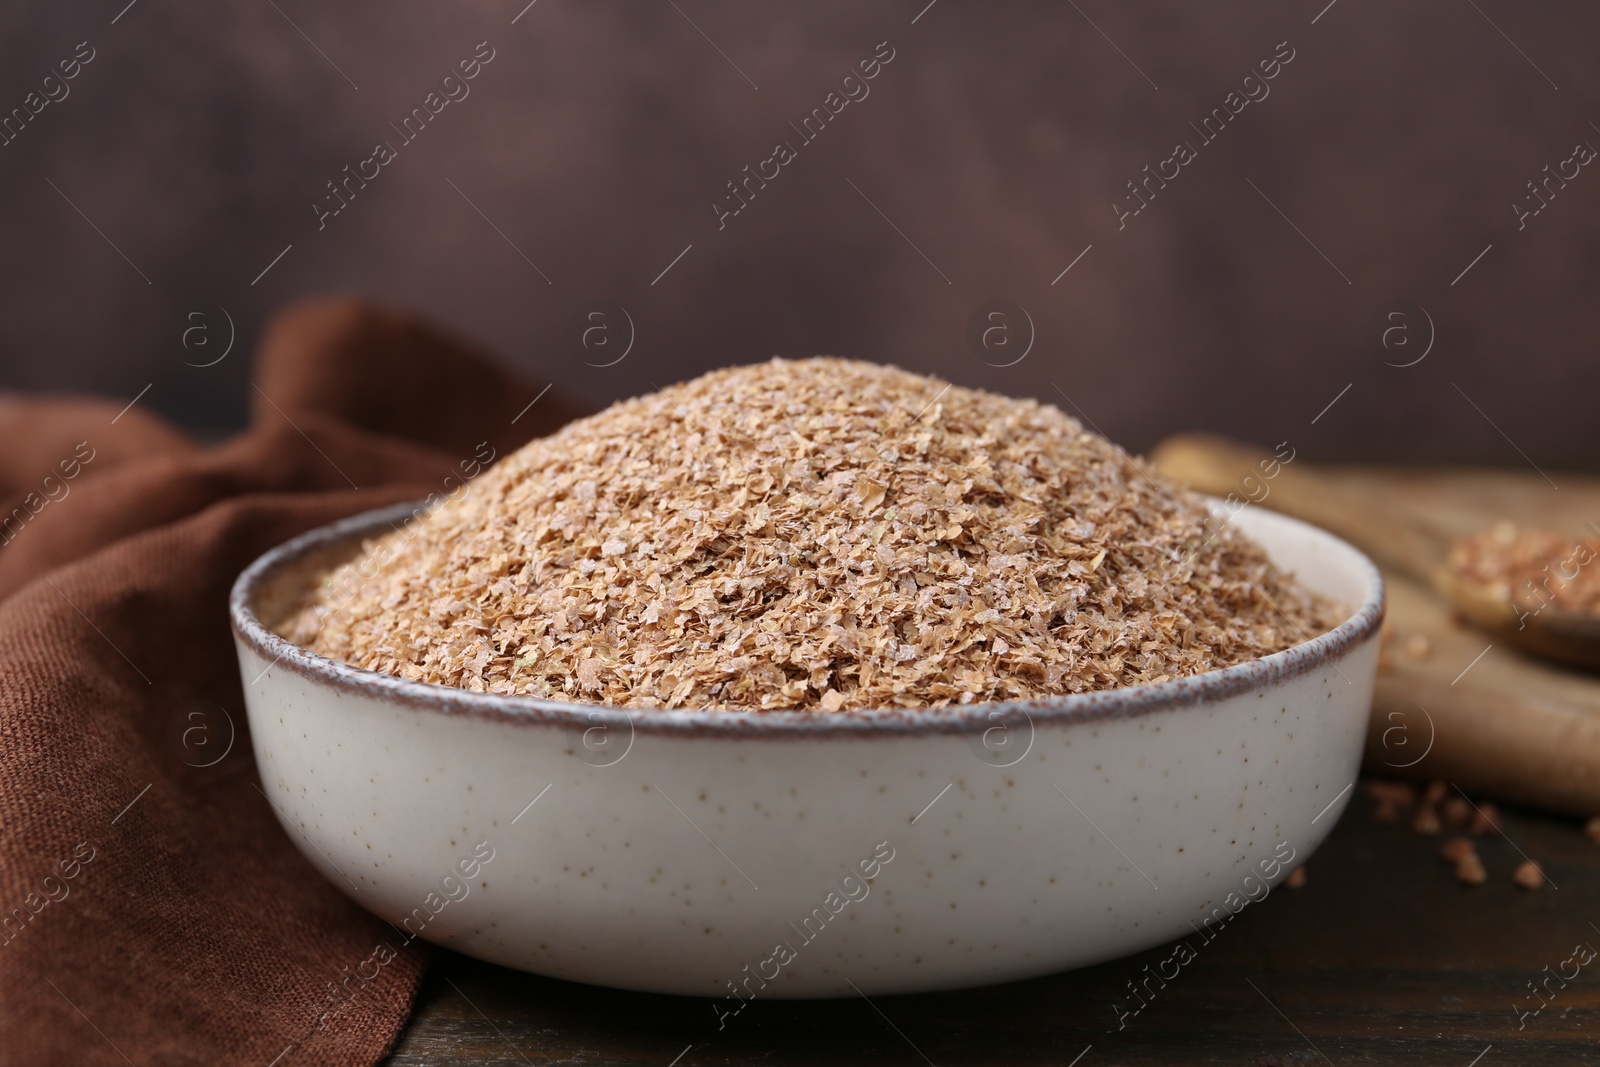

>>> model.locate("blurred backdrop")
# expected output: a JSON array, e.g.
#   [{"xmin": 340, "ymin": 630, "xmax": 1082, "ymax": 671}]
[{"xmin": 0, "ymin": 0, "xmax": 1596, "ymax": 462}]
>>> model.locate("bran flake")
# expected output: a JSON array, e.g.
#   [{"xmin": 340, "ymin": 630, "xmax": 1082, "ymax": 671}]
[{"xmin": 282, "ymin": 358, "xmax": 1339, "ymax": 711}]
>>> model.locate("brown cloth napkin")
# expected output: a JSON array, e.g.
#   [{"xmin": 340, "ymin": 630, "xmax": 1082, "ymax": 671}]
[{"xmin": 0, "ymin": 296, "xmax": 588, "ymax": 1066}]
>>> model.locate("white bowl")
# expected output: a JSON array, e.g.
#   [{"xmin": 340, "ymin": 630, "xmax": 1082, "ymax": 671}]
[{"xmin": 230, "ymin": 500, "xmax": 1382, "ymax": 998}]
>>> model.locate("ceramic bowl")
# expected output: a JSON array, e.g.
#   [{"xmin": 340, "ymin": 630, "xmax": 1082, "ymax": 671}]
[{"xmin": 230, "ymin": 500, "xmax": 1383, "ymax": 998}]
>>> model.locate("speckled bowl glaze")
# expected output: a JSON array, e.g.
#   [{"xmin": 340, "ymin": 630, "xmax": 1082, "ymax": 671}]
[{"xmin": 230, "ymin": 499, "xmax": 1383, "ymax": 998}]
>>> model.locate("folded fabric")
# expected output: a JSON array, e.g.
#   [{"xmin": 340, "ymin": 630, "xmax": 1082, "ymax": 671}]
[{"xmin": 0, "ymin": 296, "xmax": 587, "ymax": 1066}]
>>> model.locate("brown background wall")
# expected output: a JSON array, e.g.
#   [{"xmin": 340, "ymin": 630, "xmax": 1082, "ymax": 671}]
[{"xmin": 0, "ymin": 0, "xmax": 1595, "ymax": 464}]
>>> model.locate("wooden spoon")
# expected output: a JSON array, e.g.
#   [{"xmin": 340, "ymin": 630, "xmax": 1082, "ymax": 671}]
[{"xmin": 1150, "ymin": 435, "xmax": 1600, "ymax": 671}]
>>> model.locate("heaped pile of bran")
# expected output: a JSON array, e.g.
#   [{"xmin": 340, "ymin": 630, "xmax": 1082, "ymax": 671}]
[{"xmin": 282, "ymin": 358, "xmax": 1340, "ymax": 710}]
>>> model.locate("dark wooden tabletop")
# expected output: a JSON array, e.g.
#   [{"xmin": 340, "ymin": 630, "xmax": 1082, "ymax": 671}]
[{"xmin": 387, "ymin": 783, "xmax": 1600, "ymax": 1066}]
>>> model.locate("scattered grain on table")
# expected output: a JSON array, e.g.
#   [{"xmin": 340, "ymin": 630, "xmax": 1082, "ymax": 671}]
[
  {"xmin": 1455, "ymin": 852, "xmax": 1488, "ymax": 886},
  {"xmin": 1412, "ymin": 805, "xmax": 1441, "ymax": 836},
  {"xmin": 1470, "ymin": 803, "xmax": 1502, "ymax": 837},
  {"xmin": 1511, "ymin": 860, "xmax": 1544, "ymax": 890},
  {"xmin": 1366, "ymin": 781, "xmax": 1418, "ymax": 807}
]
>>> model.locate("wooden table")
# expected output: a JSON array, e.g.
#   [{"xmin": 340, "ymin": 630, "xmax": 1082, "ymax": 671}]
[{"xmin": 387, "ymin": 787, "xmax": 1600, "ymax": 1065}]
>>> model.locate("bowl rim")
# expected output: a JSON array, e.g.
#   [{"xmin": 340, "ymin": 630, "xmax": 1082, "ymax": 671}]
[{"xmin": 230, "ymin": 499, "xmax": 1384, "ymax": 737}]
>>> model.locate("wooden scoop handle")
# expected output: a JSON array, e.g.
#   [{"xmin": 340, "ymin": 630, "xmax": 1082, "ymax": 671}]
[{"xmin": 1149, "ymin": 435, "xmax": 1452, "ymax": 588}]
